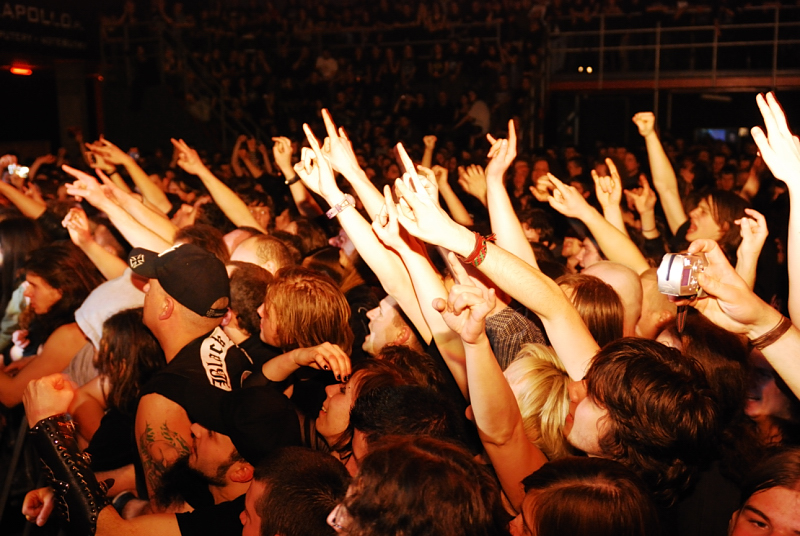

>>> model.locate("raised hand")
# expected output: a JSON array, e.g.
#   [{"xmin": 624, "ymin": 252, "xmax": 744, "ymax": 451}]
[
  {"xmin": 392, "ymin": 178, "xmax": 463, "ymax": 248},
  {"xmin": 484, "ymin": 119, "xmax": 517, "ymax": 182},
  {"xmin": 62, "ymin": 165, "xmax": 110, "ymax": 208},
  {"xmin": 632, "ymin": 112, "xmax": 656, "ymax": 137},
  {"xmin": 592, "ymin": 157, "xmax": 623, "ymax": 209},
  {"xmin": 530, "ymin": 174, "xmax": 554, "ymax": 203},
  {"xmin": 458, "ymin": 164, "xmax": 488, "ymax": 205},
  {"xmin": 624, "ymin": 174, "xmax": 657, "ymax": 215},
  {"xmin": 433, "ymin": 252, "xmax": 496, "ymax": 344},
  {"xmin": 751, "ymin": 92, "xmax": 800, "ymax": 189},
  {"xmin": 684, "ymin": 239, "xmax": 778, "ymax": 337},
  {"xmin": 547, "ymin": 174, "xmax": 592, "ymax": 220},
  {"xmin": 295, "ymin": 123, "xmax": 342, "ymax": 202},
  {"xmin": 89, "ymin": 136, "xmax": 132, "ymax": 166},
  {"xmin": 423, "ymin": 135, "xmax": 437, "ymax": 150},
  {"xmin": 373, "ymin": 184, "xmax": 410, "ymax": 252},
  {"xmin": 415, "ymin": 165, "xmax": 441, "ymax": 204},
  {"xmin": 320, "ymin": 109, "xmax": 363, "ymax": 180},
  {"xmin": 736, "ymin": 208, "xmax": 769, "ymax": 261},
  {"xmin": 272, "ymin": 136, "xmax": 294, "ymax": 172},
  {"xmin": 171, "ymin": 138, "xmax": 209, "ymax": 176},
  {"xmin": 62, "ymin": 207, "xmax": 93, "ymax": 248}
]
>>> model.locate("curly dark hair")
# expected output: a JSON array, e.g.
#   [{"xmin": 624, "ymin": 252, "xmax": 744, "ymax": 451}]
[
  {"xmin": 586, "ymin": 338, "xmax": 719, "ymax": 507},
  {"xmin": 344, "ymin": 436, "xmax": 511, "ymax": 536}
]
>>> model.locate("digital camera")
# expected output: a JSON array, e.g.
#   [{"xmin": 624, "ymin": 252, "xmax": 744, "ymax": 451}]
[{"xmin": 657, "ymin": 253, "xmax": 707, "ymax": 297}]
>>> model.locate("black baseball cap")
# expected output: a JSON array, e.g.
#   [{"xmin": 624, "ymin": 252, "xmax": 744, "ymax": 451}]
[
  {"xmin": 186, "ymin": 386, "xmax": 302, "ymax": 466},
  {"xmin": 129, "ymin": 244, "xmax": 229, "ymax": 318}
]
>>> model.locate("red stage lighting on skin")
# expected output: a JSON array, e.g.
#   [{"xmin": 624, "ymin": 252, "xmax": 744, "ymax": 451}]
[{"xmin": 10, "ymin": 67, "xmax": 32, "ymax": 75}]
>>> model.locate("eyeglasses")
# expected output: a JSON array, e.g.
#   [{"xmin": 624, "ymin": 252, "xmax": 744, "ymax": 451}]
[{"xmin": 327, "ymin": 502, "xmax": 351, "ymax": 533}]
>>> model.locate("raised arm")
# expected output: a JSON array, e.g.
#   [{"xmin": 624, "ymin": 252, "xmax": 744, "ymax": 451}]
[
  {"xmin": 632, "ymin": 112, "xmax": 688, "ymax": 234},
  {"xmin": 435, "ymin": 257, "xmax": 547, "ymax": 510},
  {"xmin": 319, "ymin": 109, "xmax": 385, "ymax": 218},
  {"xmin": 421, "ymin": 135, "xmax": 436, "ymax": 169},
  {"xmin": 231, "ymin": 135, "xmax": 247, "ymax": 177},
  {"xmin": 62, "ymin": 208, "xmax": 127, "ymax": 280},
  {"xmin": 484, "ymin": 119, "xmax": 538, "ymax": 269},
  {"xmin": 295, "ymin": 120, "xmax": 432, "ymax": 342},
  {"xmin": 688, "ymin": 238, "xmax": 800, "ymax": 398},
  {"xmin": 430, "ymin": 164, "xmax": 473, "ymax": 226},
  {"xmin": 391, "ymin": 179, "xmax": 598, "ymax": 380},
  {"xmin": 272, "ymin": 136, "xmax": 323, "ymax": 217},
  {"xmin": 98, "ymin": 173, "xmax": 178, "ymax": 244},
  {"xmin": 91, "ymin": 137, "xmax": 172, "ymax": 214},
  {"xmin": 750, "ymin": 92, "xmax": 800, "ymax": 323},
  {"xmin": 735, "ymin": 208, "xmax": 768, "ymax": 290},
  {"xmin": 171, "ymin": 138, "xmax": 267, "ymax": 233},
  {"xmin": 62, "ymin": 166, "xmax": 171, "ymax": 251},
  {"xmin": 0, "ymin": 180, "xmax": 46, "ymax": 219},
  {"xmin": 547, "ymin": 175, "xmax": 651, "ymax": 275},
  {"xmin": 593, "ymin": 158, "xmax": 628, "ymax": 236},
  {"xmin": 373, "ymin": 181, "xmax": 468, "ymax": 399}
]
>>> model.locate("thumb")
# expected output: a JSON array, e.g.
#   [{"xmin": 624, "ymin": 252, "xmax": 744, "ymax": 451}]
[{"xmin": 432, "ymin": 297, "xmax": 447, "ymax": 312}]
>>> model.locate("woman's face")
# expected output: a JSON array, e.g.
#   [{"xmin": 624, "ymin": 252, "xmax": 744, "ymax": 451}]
[
  {"xmin": 317, "ymin": 371, "xmax": 361, "ymax": 442},
  {"xmin": 686, "ymin": 197, "xmax": 723, "ymax": 241},
  {"xmin": 23, "ymin": 273, "xmax": 62, "ymax": 315},
  {"xmin": 729, "ymin": 487, "xmax": 800, "ymax": 536}
]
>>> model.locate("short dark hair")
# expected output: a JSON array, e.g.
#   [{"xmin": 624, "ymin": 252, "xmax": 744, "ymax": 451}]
[
  {"xmin": 228, "ymin": 261, "xmax": 272, "ymax": 336},
  {"xmin": 521, "ymin": 457, "xmax": 660, "ymax": 536},
  {"xmin": 350, "ymin": 385, "xmax": 467, "ymax": 451},
  {"xmin": 345, "ymin": 436, "xmax": 511, "ymax": 536},
  {"xmin": 586, "ymin": 338, "xmax": 719, "ymax": 506},
  {"xmin": 174, "ymin": 223, "xmax": 230, "ymax": 264},
  {"xmin": 253, "ymin": 447, "xmax": 349, "ymax": 536},
  {"xmin": 377, "ymin": 344, "xmax": 448, "ymax": 392}
]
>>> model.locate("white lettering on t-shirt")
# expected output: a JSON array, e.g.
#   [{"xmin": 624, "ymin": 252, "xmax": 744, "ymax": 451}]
[{"xmin": 200, "ymin": 328, "xmax": 233, "ymax": 390}]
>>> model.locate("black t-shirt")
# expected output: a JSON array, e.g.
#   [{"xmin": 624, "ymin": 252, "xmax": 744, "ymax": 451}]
[
  {"xmin": 175, "ymin": 495, "xmax": 245, "ymax": 536},
  {"xmin": 238, "ymin": 334, "xmax": 280, "ymax": 370},
  {"xmin": 140, "ymin": 327, "xmax": 253, "ymax": 406}
]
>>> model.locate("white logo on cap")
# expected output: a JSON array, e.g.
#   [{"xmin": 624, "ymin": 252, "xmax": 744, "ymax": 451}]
[{"xmin": 130, "ymin": 254, "xmax": 145, "ymax": 269}]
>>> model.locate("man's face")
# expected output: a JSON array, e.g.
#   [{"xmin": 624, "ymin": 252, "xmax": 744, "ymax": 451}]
[
  {"xmin": 564, "ymin": 379, "xmax": 606, "ymax": 456},
  {"xmin": 575, "ymin": 238, "xmax": 603, "ymax": 270},
  {"xmin": 23, "ymin": 274, "xmax": 62, "ymax": 316},
  {"xmin": 240, "ymin": 479, "xmax": 265, "ymax": 536},
  {"xmin": 257, "ymin": 302, "xmax": 280, "ymax": 347},
  {"xmin": 362, "ymin": 297, "xmax": 405, "ymax": 356},
  {"xmin": 189, "ymin": 422, "xmax": 237, "ymax": 486}
]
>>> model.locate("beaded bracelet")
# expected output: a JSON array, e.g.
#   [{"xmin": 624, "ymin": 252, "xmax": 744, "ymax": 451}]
[
  {"xmin": 750, "ymin": 315, "xmax": 793, "ymax": 350},
  {"xmin": 457, "ymin": 232, "xmax": 497, "ymax": 267}
]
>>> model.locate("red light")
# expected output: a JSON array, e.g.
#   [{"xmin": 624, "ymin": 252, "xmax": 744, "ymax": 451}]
[{"xmin": 10, "ymin": 67, "xmax": 32, "ymax": 76}]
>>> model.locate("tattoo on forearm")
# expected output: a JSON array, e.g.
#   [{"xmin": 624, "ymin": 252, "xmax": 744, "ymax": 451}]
[{"xmin": 138, "ymin": 422, "xmax": 189, "ymax": 495}]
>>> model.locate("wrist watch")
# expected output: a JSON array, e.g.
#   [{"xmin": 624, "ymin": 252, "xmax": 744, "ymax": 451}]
[{"xmin": 326, "ymin": 194, "xmax": 356, "ymax": 219}]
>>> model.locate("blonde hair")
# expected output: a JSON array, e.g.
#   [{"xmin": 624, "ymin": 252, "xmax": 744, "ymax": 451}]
[{"xmin": 504, "ymin": 344, "xmax": 572, "ymax": 460}]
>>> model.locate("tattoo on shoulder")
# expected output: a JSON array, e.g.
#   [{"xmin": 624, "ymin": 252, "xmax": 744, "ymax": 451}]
[{"xmin": 138, "ymin": 421, "xmax": 190, "ymax": 494}]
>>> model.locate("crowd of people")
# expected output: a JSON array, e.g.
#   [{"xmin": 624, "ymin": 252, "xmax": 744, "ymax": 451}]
[{"xmin": 0, "ymin": 84, "xmax": 797, "ymax": 535}]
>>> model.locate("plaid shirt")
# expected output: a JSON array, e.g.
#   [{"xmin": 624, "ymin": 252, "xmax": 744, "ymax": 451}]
[{"xmin": 485, "ymin": 306, "xmax": 546, "ymax": 371}]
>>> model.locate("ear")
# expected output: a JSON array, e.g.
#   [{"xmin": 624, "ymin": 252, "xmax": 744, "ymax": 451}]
[
  {"xmin": 230, "ymin": 461, "xmax": 254, "ymax": 483},
  {"xmin": 159, "ymin": 296, "xmax": 175, "ymax": 321},
  {"xmin": 220, "ymin": 309, "xmax": 234, "ymax": 328},
  {"xmin": 394, "ymin": 325, "xmax": 412, "ymax": 346}
]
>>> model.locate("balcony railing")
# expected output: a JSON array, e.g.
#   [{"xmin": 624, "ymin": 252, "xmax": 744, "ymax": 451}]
[{"xmin": 547, "ymin": 5, "xmax": 800, "ymax": 90}]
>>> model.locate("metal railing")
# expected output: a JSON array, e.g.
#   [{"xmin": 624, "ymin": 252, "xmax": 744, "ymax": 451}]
[{"xmin": 546, "ymin": 5, "xmax": 800, "ymax": 88}]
